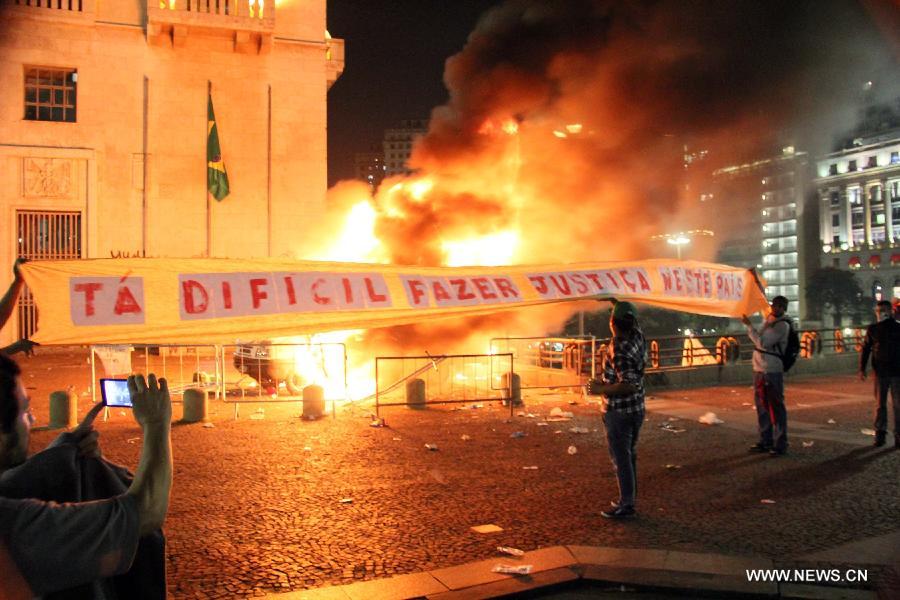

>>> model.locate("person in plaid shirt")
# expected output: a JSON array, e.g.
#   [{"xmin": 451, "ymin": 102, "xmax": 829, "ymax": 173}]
[{"xmin": 590, "ymin": 300, "xmax": 646, "ymax": 519}]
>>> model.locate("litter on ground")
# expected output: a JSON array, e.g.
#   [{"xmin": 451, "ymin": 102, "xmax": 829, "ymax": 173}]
[
  {"xmin": 471, "ymin": 524, "xmax": 504, "ymax": 534},
  {"xmin": 698, "ymin": 412, "xmax": 724, "ymax": 425},
  {"xmin": 492, "ymin": 564, "xmax": 532, "ymax": 575},
  {"xmin": 425, "ymin": 443, "xmax": 439, "ymax": 451},
  {"xmin": 568, "ymin": 426, "xmax": 590, "ymax": 434},
  {"xmin": 802, "ymin": 441, "xmax": 814, "ymax": 448},
  {"xmin": 567, "ymin": 445, "xmax": 578, "ymax": 455},
  {"xmin": 497, "ymin": 546, "xmax": 525, "ymax": 557},
  {"xmin": 760, "ymin": 499, "xmax": 776, "ymax": 504}
]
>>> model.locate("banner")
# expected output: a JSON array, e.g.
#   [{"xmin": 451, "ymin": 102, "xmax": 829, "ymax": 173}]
[{"xmin": 20, "ymin": 258, "xmax": 769, "ymax": 345}]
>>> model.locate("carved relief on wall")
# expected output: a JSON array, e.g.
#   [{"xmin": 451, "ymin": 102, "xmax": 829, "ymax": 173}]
[{"xmin": 23, "ymin": 158, "xmax": 74, "ymax": 198}]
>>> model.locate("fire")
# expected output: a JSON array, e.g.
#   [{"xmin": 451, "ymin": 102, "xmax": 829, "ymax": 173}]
[
  {"xmin": 317, "ymin": 200, "xmax": 385, "ymax": 263},
  {"xmin": 441, "ymin": 231, "xmax": 519, "ymax": 267}
]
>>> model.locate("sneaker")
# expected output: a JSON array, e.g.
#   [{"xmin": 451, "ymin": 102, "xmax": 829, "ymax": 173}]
[
  {"xmin": 769, "ymin": 448, "xmax": 787, "ymax": 457},
  {"xmin": 601, "ymin": 506, "xmax": 636, "ymax": 519},
  {"xmin": 609, "ymin": 500, "xmax": 621, "ymax": 509},
  {"xmin": 749, "ymin": 443, "xmax": 771, "ymax": 453}
]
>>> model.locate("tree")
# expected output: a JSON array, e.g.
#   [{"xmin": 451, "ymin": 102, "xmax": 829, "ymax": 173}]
[{"xmin": 805, "ymin": 267, "xmax": 863, "ymax": 324}]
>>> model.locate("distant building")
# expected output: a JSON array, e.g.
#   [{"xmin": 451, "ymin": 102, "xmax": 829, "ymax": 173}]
[
  {"xmin": 816, "ymin": 128, "xmax": 900, "ymax": 305},
  {"xmin": 708, "ymin": 148, "xmax": 816, "ymax": 321},
  {"xmin": 383, "ymin": 119, "xmax": 428, "ymax": 177},
  {"xmin": 354, "ymin": 146, "xmax": 385, "ymax": 192},
  {"xmin": 0, "ymin": 0, "xmax": 344, "ymax": 343}
]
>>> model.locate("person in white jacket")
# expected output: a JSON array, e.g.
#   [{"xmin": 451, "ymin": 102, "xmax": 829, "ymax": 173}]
[{"xmin": 741, "ymin": 295, "xmax": 790, "ymax": 456}]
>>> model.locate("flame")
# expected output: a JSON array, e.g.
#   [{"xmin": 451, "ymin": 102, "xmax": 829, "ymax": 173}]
[
  {"xmin": 408, "ymin": 179, "xmax": 433, "ymax": 200},
  {"xmin": 501, "ymin": 119, "xmax": 519, "ymax": 135},
  {"xmin": 442, "ymin": 231, "xmax": 519, "ymax": 267},
  {"xmin": 317, "ymin": 200, "xmax": 384, "ymax": 263}
]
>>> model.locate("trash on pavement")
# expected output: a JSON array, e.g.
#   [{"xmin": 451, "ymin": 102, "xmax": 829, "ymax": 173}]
[
  {"xmin": 568, "ymin": 426, "xmax": 590, "ymax": 434},
  {"xmin": 303, "ymin": 446, "xmax": 313, "ymax": 452},
  {"xmin": 370, "ymin": 417, "xmax": 386, "ymax": 427},
  {"xmin": 665, "ymin": 464, "xmax": 682, "ymax": 470},
  {"xmin": 567, "ymin": 445, "xmax": 578, "ymax": 455},
  {"xmin": 698, "ymin": 412, "xmax": 724, "ymax": 425},
  {"xmin": 546, "ymin": 407, "xmax": 574, "ymax": 421},
  {"xmin": 860, "ymin": 428, "xmax": 876, "ymax": 436},
  {"xmin": 522, "ymin": 466, "xmax": 538, "ymax": 470},
  {"xmin": 425, "ymin": 443, "xmax": 439, "ymax": 451},
  {"xmin": 126, "ymin": 437, "xmax": 139, "ymax": 444},
  {"xmin": 510, "ymin": 431, "xmax": 526, "ymax": 438},
  {"xmin": 202, "ymin": 422, "xmax": 215, "ymax": 429},
  {"xmin": 249, "ymin": 412, "xmax": 265, "ymax": 420},
  {"xmin": 802, "ymin": 441, "xmax": 814, "ymax": 448},
  {"xmin": 760, "ymin": 499, "xmax": 776, "ymax": 504},
  {"xmin": 339, "ymin": 498, "xmax": 353, "ymax": 504},
  {"xmin": 471, "ymin": 524, "xmax": 504, "ymax": 534},
  {"xmin": 667, "ymin": 417, "xmax": 680, "ymax": 422},
  {"xmin": 827, "ymin": 418, "xmax": 836, "ymax": 424},
  {"xmin": 392, "ymin": 437, "xmax": 402, "ymax": 442},
  {"xmin": 497, "ymin": 546, "xmax": 525, "ymax": 557},
  {"xmin": 536, "ymin": 422, "xmax": 549, "ymax": 427},
  {"xmin": 660, "ymin": 423, "xmax": 686, "ymax": 433},
  {"xmin": 461, "ymin": 434, "xmax": 472, "ymax": 440},
  {"xmin": 492, "ymin": 564, "xmax": 532, "ymax": 575}
]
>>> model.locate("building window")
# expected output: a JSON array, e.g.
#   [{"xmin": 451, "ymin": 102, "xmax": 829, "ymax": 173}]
[
  {"xmin": 832, "ymin": 213, "xmax": 840, "ymax": 227},
  {"xmin": 849, "ymin": 188, "xmax": 861, "ymax": 204},
  {"xmin": 866, "ymin": 156, "xmax": 878, "ymax": 169},
  {"xmin": 829, "ymin": 164, "xmax": 838, "ymax": 175},
  {"xmin": 24, "ymin": 66, "xmax": 77, "ymax": 122},
  {"xmin": 848, "ymin": 160, "xmax": 857, "ymax": 172},
  {"xmin": 870, "ymin": 186, "xmax": 882, "ymax": 204},
  {"xmin": 829, "ymin": 191, "xmax": 840, "ymax": 206},
  {"xmin": 891, "ymin": 152, "xmax": 899, "ymax": 165}
]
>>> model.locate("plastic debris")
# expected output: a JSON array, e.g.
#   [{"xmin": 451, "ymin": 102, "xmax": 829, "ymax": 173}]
[
  {"xmin": 339, "ymin": 498, "xmax": 353, "ymax": 504},
  {"xmin": 492, "ymin": 564, "xmax": 532, "ymax": 575},
  {"xmin": 471, "ymin": 524, "xmax": 504, "ymax": 534},
  {"xmin": 303, "ymin": 447, "xmax": 313, "ymax": 452},
  {"xmin": 698, "ymin": 412, "xmax": 724, "ymax": 425},
  {"xmin": 827, "ymin": 418, "xmax": 836, "ymax": 424},
  {"xmin": 567, "ymin": 445, "xmax": 578, "ymax": 455},
  {"xmin": 369, "ymin": 417, "xmax": 386, "ymax": 428},
  {"xmin": 802, "ymin": 441, "xmax": 814, "ymax": 448},
  {"xmin": 425, "ymin": 443, "xmax": 439, "ymax": 451},
  {"xmin": 660, "ymin": 423, "xmax": 686, "ymax": 433},
  {"xmin": 497, "ymin": 546, "xmax": 525, "ymax": 557},
  {"xmin": 536, "ymin": 422, "xmax": 549, "ymax": 427},
  {"xmin": 510, "ymin": 431, "xmax": 526, "ymax": 438},
  {"xmin": 546, "ymin": 407, "xmax": 574, "ymax": 421},
  {"xmin": 522, "ymin": 466, "xmax": 538, "ymax": 470},
  {"xmin": 249, "ymin": 413, "xmax": 265, "ymax": 420},
  {"xmin": 665, "ymin": 464, "xmax": 682, "ymax": 470},
  {"xmin": 517, "ymin": 411, "xmax": 526, "ymax": 417},
  {"xmin": 471, "ymin": 403, "xmax": 483, "ymax": 409},
  {"xmin": 202, "ymin": 422, "xmax": 215, "ymax": 428},
  {"xmin": 526, "ymin": 413, "xmax": 537, "ymax": 418},
  {"xmin": 126, "ymin": 437, "xmax": 140, "ymax": 444},
  {"xmin": 742, "ymin": 402, "xmax": 753, "ymax": 406},
  {"xmin": 667, "ymin": 417, "xmax": 680, "ymax": 422},
  {"xmin": 568, "ymin": 426, "xmax": 590, "ymax": 434},
  {"xmin": 760, "ymin": 499, "xmax": 776, "ymax": 504},
  {"xmin": 860, "ymin": 428, "xmax": 876, "ymax": 436},
  {"xmin": 554, "ymin": 430, "xmax": 563, "ymax": 434}
]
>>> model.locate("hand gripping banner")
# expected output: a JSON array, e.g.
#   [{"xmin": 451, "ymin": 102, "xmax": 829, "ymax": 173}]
[{"xmin": 20, "ymin": 257, "xmax": 769, "ymax": 345}]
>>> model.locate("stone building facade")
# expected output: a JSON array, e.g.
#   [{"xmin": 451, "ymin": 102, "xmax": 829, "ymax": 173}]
[
  {"xmin": 0, "ymin": 0, "xmax": 343, "ymax": 342},
  {"xmin": 816, "ymin": 130, "xmax": 900, "ymax": 309}
]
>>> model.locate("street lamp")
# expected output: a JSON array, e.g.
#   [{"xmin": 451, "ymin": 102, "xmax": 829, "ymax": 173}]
[{"xmin": 667, "ymin": 235, "xmax": 691, "ymax": 260}]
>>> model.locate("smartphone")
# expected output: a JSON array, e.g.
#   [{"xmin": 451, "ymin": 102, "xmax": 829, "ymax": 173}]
[{"xmin": 100, "ymin": 378, "xmax": 132, "ymax": 408}]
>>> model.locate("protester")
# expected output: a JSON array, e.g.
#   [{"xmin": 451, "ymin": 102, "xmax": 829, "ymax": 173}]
[
  {"xmin": 741, "ymin": 295, "xmax": 791, "ymax": 456},
  {"xmin": 858, "ymin": 300, "xmax": 900, "ymax": 448},
  {"xmin": 0, "ymin": 354, "xmax": 172, "ymax": 599},
  {"xmin": 0, "ymin": 258, "xmax": 37, "ymax": 357},
  {"xmin": 590, "ymin": 300, "xmax": 646, "ymax": 519}
]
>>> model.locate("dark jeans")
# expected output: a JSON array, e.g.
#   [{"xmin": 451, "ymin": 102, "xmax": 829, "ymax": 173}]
[
  {"xmin": 873, "ymin": 375, "xmax": 900, "ymax": 439},
  {"xmin": 603, "ymin": 409, "xmax": 643, "ymax": 509},
  {"xmin": 753, "ymin": 371, "xmax": 788, "ymax": 451}
]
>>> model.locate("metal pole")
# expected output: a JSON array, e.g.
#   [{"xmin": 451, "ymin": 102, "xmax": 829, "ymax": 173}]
[{"xmin": 206, "ymin": 80, "xmax": 212, "ymax": 257}]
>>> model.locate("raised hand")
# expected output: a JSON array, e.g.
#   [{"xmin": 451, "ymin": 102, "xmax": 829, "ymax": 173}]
[
  {"xmin": 71, "ymin": 401, "xmax": 106, "ymax": 458},
  {"xmin": 127, "ymin": 373, "xmax": 172, "ymax": 428}
]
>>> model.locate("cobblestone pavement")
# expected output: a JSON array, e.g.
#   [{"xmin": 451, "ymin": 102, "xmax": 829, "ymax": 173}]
[{"xmin": 15, "ymin": 350, "xmax": 900, "ymax": 598}]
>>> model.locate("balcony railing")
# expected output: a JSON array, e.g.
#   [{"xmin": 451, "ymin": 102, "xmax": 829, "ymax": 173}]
[
  {"xmin": 2, "ymin": 0, "xmax": 95, "ymax": 19},
  {"xmin": 147, "ymin": 0, "xmax": 275, "ymax": 52}
]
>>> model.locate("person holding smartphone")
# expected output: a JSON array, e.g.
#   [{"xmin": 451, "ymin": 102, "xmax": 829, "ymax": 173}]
[{"xmin": 0, "ymin": 354, "xmax": 172, "ymax": 599}]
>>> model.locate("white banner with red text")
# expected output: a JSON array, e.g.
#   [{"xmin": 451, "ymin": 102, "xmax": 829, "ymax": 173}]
[{"xmin": 20, "ymin": 258, "xmax": 769, "ymax": 345}]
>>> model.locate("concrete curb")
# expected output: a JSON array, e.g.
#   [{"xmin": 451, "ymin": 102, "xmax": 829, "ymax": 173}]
[{"xmin": 263, "ymin": 545, "xmax": 878, "ymax": 599}]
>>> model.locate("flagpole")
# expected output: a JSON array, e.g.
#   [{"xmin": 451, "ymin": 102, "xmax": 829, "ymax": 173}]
[
  {"xmin": 267, "ymin": 83, "xmax": 272, "ymax": 257},
  {"xmin": 206, "ymin": 80, "xmax": 212, "ymax": 258},
  {"xmin": 142, "ymin": 75, "xmax": 149, "ymax": 256}
]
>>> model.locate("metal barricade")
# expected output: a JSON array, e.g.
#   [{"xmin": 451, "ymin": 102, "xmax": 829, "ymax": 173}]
[
  {"xmin": 375, "ymin": 352, "xmax": 514, "ymax": 416},
  {"xmin": 218, "ymin": 342, "xmax": 348, "ymax": 419},
  {"xmin": 90, "ymin": 343, "xmax": 222, "ymax": 408},
  {"xmin": 490, "ymin": 336, "xmax": 595, "ymax": 391}
]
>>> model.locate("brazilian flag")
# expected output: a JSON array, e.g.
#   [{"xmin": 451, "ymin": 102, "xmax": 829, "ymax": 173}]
[{"xmin": 207, "ymin": 94, "xmax": 230, "ymax": 201}]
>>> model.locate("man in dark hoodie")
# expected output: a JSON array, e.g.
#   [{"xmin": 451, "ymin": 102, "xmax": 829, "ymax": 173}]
[{"xmin": 859, "ymin": 299, "xmax": 900, "ymax": 449}]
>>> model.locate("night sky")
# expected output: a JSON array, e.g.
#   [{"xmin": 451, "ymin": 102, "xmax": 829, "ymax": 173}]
[{"xmin": 326, "ymin": 0, "xmax": 500, "ymax": 185}]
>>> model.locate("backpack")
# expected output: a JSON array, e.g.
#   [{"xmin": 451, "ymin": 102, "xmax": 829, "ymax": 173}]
[{"xmin": 760, "ymin": 318, "xmax": 800, "ymax": 372}]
